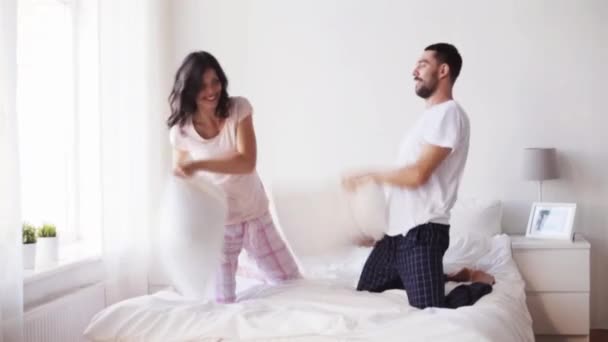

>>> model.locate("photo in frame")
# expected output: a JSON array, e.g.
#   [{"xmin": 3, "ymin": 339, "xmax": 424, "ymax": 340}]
[{"xmin": 526, "ymin": 202, "xmax": 576, "ymax": 241}]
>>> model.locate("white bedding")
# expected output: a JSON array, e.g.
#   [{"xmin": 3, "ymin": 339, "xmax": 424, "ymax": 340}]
[{"xmin": 84, "ymin": 235, "xmax": 533, "ymax": 342}]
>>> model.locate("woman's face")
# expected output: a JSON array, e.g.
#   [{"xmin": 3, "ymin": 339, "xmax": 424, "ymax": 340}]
[{"xmin": 196, "ymin": 68, "xmax": 222, "ymax": 113}]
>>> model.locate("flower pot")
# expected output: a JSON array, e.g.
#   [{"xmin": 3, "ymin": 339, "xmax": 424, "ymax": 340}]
[
  {"xmin": 36, "ymin": 237, "xmax": 58, "ymax": 267},
  {"xmin": 23, "ymin": 243, "xmax": 37, "ymax": 269}
]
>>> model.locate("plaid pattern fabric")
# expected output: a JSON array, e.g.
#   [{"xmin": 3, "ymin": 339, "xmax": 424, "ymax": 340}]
[
  {"xmin": 398, "ymin": 223, "xmax": 450, "ymax": 308},
  {"xmin": 356, "ymin": 234, "xmax": 407, "ymax": 293},
  {"xmin": 215, "ymin": 211, "xmax": 301, "ymax": 303},
  {"xmin": 358, "ymin": 223, "xmax": 481, "ymax": 309}
]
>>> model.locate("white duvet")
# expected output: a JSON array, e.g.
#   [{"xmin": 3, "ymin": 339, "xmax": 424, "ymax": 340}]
[{"xmin": 84, "ymin": 235, "xmax": 533, "ymax": 342}]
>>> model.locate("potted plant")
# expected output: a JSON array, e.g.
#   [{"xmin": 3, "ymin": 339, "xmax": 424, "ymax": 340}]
[
  {"xmin": 22, "ymin": 223, "xmax": 37, "ymax": 269},
  {"xmin": 37, "ymin": 223, "xmax": 58, "ymax": 267}
]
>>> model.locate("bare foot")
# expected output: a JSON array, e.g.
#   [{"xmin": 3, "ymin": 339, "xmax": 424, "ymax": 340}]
[
  {"xmin": 447, "ymin": 268, "xmax": 496, "ymax": 285},
  {"xmin": 446, "ymin": 267, "xmax": 472, "ymax": 282},
  {"xmin": 353, "ymin": 235, "xmax": 377, "ymax": 247},
  {"xmin": 471, "ymin": 270, "xmax": 496, "ymax": 285}
]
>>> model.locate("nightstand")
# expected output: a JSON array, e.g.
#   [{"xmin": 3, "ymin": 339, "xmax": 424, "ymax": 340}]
[{"xmin": 511, "ymin": 234, "xmax": 590, "ymax": 342}]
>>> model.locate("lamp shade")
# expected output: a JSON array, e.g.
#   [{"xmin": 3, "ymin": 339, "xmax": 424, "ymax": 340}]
[{"xmin": 522, "ymin": 148, "xmax": 559, "ymax": 181}]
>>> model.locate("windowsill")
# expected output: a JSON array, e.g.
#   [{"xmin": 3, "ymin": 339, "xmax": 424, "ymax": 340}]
[
  {"xmin": 23, "ymin": 240, "xmax": 102, "ymax": 283},
  {"xmin": 23, "ymin": 241, "xmax": 104, "ymax": 311}
]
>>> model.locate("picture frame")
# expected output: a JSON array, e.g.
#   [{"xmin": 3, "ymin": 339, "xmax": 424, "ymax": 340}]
[{"xmin": 526, "ymin": 202, "xmax": 576, "ymax": 241}]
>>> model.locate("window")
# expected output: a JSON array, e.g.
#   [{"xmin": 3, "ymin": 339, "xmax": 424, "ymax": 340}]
[{"xmin": 17, "ymin": 0, "xmax": 101, "ymax": 249}]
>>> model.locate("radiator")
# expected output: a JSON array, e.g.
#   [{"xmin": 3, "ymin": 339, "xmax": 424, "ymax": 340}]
[{"xmin": 24, "ymin": 282, "xmax": 105, "ymax": 342}]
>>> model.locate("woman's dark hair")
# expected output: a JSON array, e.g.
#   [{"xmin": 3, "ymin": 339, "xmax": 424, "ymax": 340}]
[{"xmin": 167, "ymin": 51, "xmax": 230, "ymax": 128}]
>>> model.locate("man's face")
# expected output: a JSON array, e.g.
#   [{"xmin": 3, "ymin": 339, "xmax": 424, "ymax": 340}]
[{"xmin": 412, "ymin": 50, "xmax": 440, "ymax": 99}]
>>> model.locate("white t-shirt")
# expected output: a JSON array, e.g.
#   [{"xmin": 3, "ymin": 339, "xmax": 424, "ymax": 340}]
[
  {"xmin": 169, "ymin": 96, "xmax": 269, "ymax": 225},
  {"xmin": 386, "ymin": 100, "xmax": 470, "ymax": 236}
]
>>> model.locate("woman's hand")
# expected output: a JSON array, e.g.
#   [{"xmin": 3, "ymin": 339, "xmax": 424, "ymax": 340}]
[
  {"xmin": 172, "ymin": 149, "xmax": 191, "ymax": 178},
  {"xmin": 176, "ymin": 161, "xmax": 205, "ymax": 177},
  {"xmin": 173, "ymin": 165, "xmax": 189, "ymax": 178},
  {"xmin": 342, "ymin": 172, "xmax": 379, "ymax": 192}
]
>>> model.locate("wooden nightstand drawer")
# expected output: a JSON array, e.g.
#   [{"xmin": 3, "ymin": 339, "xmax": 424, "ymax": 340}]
[
  {"xmin": 527, "ymin": 292, "xmax": 589, "ymax": 335},
  {"xmin": 513, "ymin": 248, "xmax": 589, "ymax": 292}
]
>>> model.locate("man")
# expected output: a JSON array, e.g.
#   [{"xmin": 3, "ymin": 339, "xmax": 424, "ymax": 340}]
[{"xmin": 344, "ymin": 43, "xmax": 494, "ymax": 309}]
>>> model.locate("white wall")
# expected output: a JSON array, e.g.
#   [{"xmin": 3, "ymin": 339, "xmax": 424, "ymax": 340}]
[{"xmin": 168, "ymin": 0, "xmax": 608, "ymax": 327}]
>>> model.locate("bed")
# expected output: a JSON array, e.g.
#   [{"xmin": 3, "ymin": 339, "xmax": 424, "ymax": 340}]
[{"xmin": 84, "ymin": 183, "xmax": 534, "ymax": 341}]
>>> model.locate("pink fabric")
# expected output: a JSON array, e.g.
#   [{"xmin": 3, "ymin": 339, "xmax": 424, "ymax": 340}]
[
  {"xmin": 215, "ymin": 211, "xmax": 301, "ymax": 303},
  {"xmin": 169, "ymin": 96, "xmax": 269, "ymax": 225}
]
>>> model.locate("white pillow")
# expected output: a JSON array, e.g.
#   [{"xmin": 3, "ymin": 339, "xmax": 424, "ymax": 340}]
[
  {"xmin": 269, "ymin": 179, "xmax": 387, "ymax": 259},
  {"xmin": 268, "ymin": 181, "xmax": 352, "ymax": 258},
  {"xmin": 449, "ymin": 198, "xmax": 503, "ymax": 238},
  {"xmin": 158, "ymin": 176, "xmax": 227, "ymax": 299},
  {"xmin": 347, "ymin": 182, "xmax": 388, "ymax": 241},
  {"xmin": 444, "ymin": 233, "xmax": 493, "ymax": 273}
]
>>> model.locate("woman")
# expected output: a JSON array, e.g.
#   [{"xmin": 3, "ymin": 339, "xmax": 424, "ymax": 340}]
[{"xmin": 167, "ymin": 51, "xmax": 301, "ymax": 303}]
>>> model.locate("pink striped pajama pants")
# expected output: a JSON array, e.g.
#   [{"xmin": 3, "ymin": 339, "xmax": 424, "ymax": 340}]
[{"xmin": 215, "ymin": 211, "xmax": 301, "ymax": 303}]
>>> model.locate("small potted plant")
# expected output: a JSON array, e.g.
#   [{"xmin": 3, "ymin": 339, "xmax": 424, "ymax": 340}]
[
  {"xmin": 37, "ymin": 223, "xmax": 58, "ymax": 267},
  {"xmin": 22, "ymin": 223, "xmax": 37, "ymax": 269}
]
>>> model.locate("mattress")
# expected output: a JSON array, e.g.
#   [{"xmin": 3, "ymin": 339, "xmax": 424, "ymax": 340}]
[{"xmin": 84, "ymin": 234, "xmax": 533, "ymax": 342}]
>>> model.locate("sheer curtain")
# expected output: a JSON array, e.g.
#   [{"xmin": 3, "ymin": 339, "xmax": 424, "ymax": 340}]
[
  {"xmin": 0, "ymin": 0, "xmax": 24, "ymax": 340},
  {"xmin": 98, "ymin": 0, "xmax": 170, "ymax": 305}
]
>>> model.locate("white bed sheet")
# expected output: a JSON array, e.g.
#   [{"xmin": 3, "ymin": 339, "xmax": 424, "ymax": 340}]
[{"xmin": 84, "ymin": 235, "xmax": 533, "ymax": 342}]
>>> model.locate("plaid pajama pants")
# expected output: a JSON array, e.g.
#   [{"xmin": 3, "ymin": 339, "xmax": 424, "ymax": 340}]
[
  {"xmin": 215, "ymin": 211, "xmax": 301, "ymax": 303},
  {"xmin": 357, "ymin": 222, "xmax": 492, "ymax": 309}
]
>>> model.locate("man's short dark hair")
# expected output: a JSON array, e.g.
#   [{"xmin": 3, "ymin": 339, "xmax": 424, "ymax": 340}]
[{"xmin": 424, "ymin": 43, "xmax": 462, "ymax": 83}]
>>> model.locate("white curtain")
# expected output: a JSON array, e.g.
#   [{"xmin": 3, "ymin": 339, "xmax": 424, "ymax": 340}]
[
  {"xmin": 98, "ymin": 0, "xmax": 170, "ymax": 305},
  {"xmin": 0, "ymin": 0, "xmax": 24, "ymax": 341}
]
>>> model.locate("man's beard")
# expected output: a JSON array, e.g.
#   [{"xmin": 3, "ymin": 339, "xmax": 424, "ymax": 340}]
[{"xmin": 415, "ymin": 77, "xmax": 438, "ymax": 99}]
